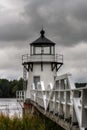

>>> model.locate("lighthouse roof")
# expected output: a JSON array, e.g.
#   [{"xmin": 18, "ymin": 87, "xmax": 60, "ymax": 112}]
[{"xmin": 30, "ymin": 29, "xmax": 55, "ymax": 46}]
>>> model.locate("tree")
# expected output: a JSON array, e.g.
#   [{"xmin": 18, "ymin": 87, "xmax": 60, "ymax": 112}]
[{"xmin": 0, "ymin": 78, "xmax": 23, "ymax": 98}]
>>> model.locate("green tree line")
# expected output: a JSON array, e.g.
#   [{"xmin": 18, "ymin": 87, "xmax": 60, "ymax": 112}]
[
  {"xmin": 75, "ymin": 83, "xmax": 87, "ymax": 88},
  {"xmin": 0, "ymin": 78, "xmax": 23, "ymax": 98}
]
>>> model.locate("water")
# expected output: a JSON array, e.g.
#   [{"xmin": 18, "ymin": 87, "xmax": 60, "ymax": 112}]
[{"xmin": 0, "ymin": 98, "xmax": 23, "ymax": 118}]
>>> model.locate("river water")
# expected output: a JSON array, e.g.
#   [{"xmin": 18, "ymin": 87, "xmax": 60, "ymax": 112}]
[{"xmin": 0, "ymin": 98, "xmax": 22, "ymax": 118}]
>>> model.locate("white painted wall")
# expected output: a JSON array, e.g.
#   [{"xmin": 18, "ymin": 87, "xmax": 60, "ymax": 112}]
[{"xmin": 26, "ymin": 63, "xmax": 57, "ymax": 98}]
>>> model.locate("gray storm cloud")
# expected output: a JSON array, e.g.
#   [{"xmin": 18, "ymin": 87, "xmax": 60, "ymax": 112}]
[
  {"xmin": 0, "ymin": 0, "xmax": 87, "ymax": 82},
  {"xmin": 0, "ymin": 24, "xmax": 29, "ymax": 41},
  {"xmin": 0, "ymin": 0, "xmax": 87, "ymax": 46},
  {"xmin": 17, "ymin": 0, "xmax": 87, "ymax": 46}
]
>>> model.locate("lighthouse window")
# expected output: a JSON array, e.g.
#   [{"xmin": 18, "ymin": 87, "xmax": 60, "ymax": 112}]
[
  {"xmin": 33, "ymin": 46, "xmax": 54, "ymax": 55},
  {"xmin": 43, "ymin": 47, "xmax": 50, "ymax": 54},
  {"xmin": 35, "ymin": 47, "xmax": 42, "ymax": 54},
  {"xmin": 51, "ymin": 46, "xmax": 55, "ymax": 55},
  {"xmin": 33, "ymin": 76, "xmax": 40, "ymax": 89}
]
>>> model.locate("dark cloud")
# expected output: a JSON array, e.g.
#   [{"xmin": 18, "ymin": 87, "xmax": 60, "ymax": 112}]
[
  {"xmin": 0, "ymin": 23, "xmax": 29, "ymax": 41},
  {"xmin": 0, "ymin": 0, "xmax": 87, "ymax": 46},
  {"xmin": 0, "ymin": 0, "xmax": 87, "ymax": 82},
  {"xmin": 22, "ymin": 0, "xmax": 87, "ymax": 46}
]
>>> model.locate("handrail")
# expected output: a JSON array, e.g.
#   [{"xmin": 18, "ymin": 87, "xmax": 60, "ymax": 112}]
[
  {"xmin": 30, "ymin": 74, "xmax": 87, "ymax": 130},
  {"xmin": 16, "ymin": 73, "xmax": 87, "ymax": 129},
  {"xmin": 22, "ymin": 53, "xmax": 63, "ymax": 64}
]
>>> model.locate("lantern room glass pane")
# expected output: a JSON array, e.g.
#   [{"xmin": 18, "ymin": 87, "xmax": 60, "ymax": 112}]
[
  {"xmin": 43, "ymin": 47, "xmax": 50, "ymax": 54},
  {"xmin": 35, "ymin": 47, "xmax": 41, "ymax": 54},
  {"xmin": 32, "ymin": 46, "xmax": 55, "ymax": 55}
]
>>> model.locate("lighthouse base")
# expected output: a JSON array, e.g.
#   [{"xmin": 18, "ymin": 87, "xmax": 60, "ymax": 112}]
[{"xmin": 23, "ymin": 99, "xmax": 38, "ymax": 116}]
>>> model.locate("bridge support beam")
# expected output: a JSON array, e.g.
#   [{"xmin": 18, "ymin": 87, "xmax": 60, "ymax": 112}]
[
  {"xmin": 44, "ymin": 116, "xmax": 64, "ymax": 130},
  {"xmin": 23, "ymin": 99, "xmax": 80, "ymax": 130},
  {"xmin": 23, "ymin": 101, "xmax": 64, "ymax": 130}
]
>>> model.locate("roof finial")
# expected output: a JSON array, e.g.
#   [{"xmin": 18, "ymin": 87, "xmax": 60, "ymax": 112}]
[{"xmin": 40, "ymin": 27, "xmax": 45, "ymax": 38}]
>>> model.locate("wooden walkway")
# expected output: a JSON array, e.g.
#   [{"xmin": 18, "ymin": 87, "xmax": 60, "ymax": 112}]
[{"xmin": 17, "ymin": 74, "xmax": 87, "ymax": 130}]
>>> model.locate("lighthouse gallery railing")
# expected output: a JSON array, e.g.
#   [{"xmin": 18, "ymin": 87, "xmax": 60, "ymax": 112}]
[{"xmin": 22, "ymin": 54, "xmax": 63, "ymax": 64}]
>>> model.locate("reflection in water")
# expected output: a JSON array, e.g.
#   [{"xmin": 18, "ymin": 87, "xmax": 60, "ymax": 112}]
[{"xmin": 0, "ymin": 98, "xmax": 22, "ymax": 118}]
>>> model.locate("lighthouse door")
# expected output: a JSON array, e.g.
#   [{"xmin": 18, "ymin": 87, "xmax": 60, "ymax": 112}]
[{"xmin": 33, "ymin": 76, "xmax": 40, "ymax": 89}]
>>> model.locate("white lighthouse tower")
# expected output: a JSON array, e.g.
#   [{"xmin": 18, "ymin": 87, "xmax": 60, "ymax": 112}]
[{"xmin": 22, "ymin": 29, "xmax": 63, "ymax": 100}]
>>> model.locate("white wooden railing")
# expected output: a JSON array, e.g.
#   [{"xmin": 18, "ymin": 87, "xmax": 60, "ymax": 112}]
[
  {"xmin": 22, "ymin": 54, "xmax": 63, "ymax": 63},
  {"xmin": 16, "ymin": 74, "xmax": 87, "ymax": 130},
  {"xmin": 30, "ymin": 74, "xmax": 87, "ymax": 130}
]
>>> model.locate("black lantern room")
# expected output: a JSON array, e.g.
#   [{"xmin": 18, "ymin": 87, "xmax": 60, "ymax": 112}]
[{"xmin": 30, "ymin": 29, "xmax": 55, "ymax": 55}]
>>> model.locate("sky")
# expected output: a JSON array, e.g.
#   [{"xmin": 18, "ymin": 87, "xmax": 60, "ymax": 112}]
[{"xmin": 0, "ymin": 0, "xmax": 87, "ymax": 82}]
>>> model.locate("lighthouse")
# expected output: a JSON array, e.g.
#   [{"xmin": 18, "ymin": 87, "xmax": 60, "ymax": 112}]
[{"xmin": 22, "ymin": 29, "xmax": 63, "ymax": 100}]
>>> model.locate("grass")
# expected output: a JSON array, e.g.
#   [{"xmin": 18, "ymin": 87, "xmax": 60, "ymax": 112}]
[
  {"xmin": 0, "ymin": 114, "xmax": 45, "ymax": 130},
  {"xmin": 0, "ymin": 113, "xmax": 63, "ymax": 130}
]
